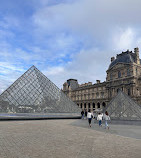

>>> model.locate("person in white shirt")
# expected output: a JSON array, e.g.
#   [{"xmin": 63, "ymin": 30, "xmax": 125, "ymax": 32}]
[
  {"xmin": 103, "ymin": 111, "xmax": 110, "ymax": 129},
  {"xmin": 87, "ymin": 109, "xmax": 93, "ymax": 127},
  {"xmin": 97, "ymin": 113, "xmax": 103, "ymax": 126}
]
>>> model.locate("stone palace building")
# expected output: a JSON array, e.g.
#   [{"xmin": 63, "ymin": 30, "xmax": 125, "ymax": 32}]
[{"xmin": 62, "ymin": 47, "xmax": 141, "ymax": 111}]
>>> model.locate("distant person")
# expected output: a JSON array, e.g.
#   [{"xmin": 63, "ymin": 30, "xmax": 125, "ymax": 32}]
[
  {"xmin": 97, "ymin": 113, "xmax": 103, "ymax": 127},
  {"xmin": 87, "ymin": 109, "xmax": 93, "ymax": 127},
  {"xmin": 85, "ymin": 110, "xmax": 87, "ymax": 119},
  {"xmin": 93, "ymin": 111, "xmax": 96, "ymax": 123},
  {"xmin": 81, "ymin": 110, "xmax": 84, "ymax": 119},
  {"xmin": 103, "ymin": 111, "xmax": 110, "ymax": 129}
]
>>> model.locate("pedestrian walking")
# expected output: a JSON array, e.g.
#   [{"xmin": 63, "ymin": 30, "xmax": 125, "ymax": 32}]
[
  {"xmin": 81, "ymin": 110, "xmax": 84, "ymax": 119},
  {"xmin": 87, "ymin": 109, "xmax": 93, "ymax": 127},
  {"xmin": 92, "ymin": 111, "xmax": 95, "ymax": 124},
  {"xmin": 103, "ymin": 111, "xmax": 110, "ymax": 129},
  {"xmin": 85, "ymin": 110, "xmax": 87, "ymax": 119},
  {"xmin": 97, "ymin": 113, "xmax": 103, "ymax": 127}
]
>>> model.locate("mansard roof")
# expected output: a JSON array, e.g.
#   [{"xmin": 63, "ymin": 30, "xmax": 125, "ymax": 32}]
[{"xmin": 108, "ymin": 50, "xmax": 140, "ymax": 70}]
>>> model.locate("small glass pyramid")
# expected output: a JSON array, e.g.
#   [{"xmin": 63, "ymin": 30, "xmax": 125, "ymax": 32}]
[
  {"xmin": 0, "ymin": 66, "xmax": 81, "ymax": 114},
  {"xmin": 104, "ymin": 90, "xmax": 141, "ymax": 120}
]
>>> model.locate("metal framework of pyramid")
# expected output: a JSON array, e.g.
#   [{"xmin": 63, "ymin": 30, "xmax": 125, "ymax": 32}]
[
  {"xmin": 104, "ymin": 90, "xmax": 141, "ymax": 120},
  {"xmin": 0, "ymin": 66, "xmax": 81, "ymax": 114}
]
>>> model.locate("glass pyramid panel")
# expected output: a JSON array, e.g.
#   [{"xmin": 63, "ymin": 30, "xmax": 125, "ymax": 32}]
[
  {"xmin": 104, "ymin": 90, "xmax": 141, "ymax": 120},
  {"xmin": 0, "ymin": 66, "xmax": 81, "ymax": 114}
]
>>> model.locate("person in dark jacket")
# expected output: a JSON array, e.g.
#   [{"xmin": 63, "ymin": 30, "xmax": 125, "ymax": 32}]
[
  {"xmin": 85, "ymin": 110, "xmax": 87, "ymax": 119},
  {"xmin": 81, "ymin": 110, "xmax": 84, "ymax": 119}
]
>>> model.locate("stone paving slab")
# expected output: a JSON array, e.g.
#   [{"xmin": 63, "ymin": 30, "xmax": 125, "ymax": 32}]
[
  {"xmin": 71, "ymin": 119, "xmax": 141, "ymax": 139},
  {"xmin": 0, "ymin": 119, "xmax": 141, "ymax": 158}
]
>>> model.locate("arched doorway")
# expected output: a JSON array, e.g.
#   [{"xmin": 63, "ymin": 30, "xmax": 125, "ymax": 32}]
[
  {"xmin": 93, "ymin": 103, "xmax": 95, "ymax": 110},
  {"xmin": 102, "ymin": 102, "xmax": 106, "ymax": 108},
  {"xmin": 97, "ymin": 102, "xmax": 100, "ymax": 109},
  {"xmin": 84, "ymin": 103, "xmax": 86, "ymax": 109},
  {"xmin": 128, "ymin": 88, "xmax": 130, "ymax": 96},
  {"xmin": 88, "ymin": 103, "xmax": 91, "ymax": 111},
  {"xmin": 80, "ymin": 103, "xmax": 82, "ymax": 108}
]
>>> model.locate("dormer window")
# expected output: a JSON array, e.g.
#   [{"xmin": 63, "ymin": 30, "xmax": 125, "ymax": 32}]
[
  {"xmin": 118, "ymin": 71, "xmax": 121, "ymax": 78},
  {"xmin": 128, "ymin": 89, "xmax": 130, "ymax": 96},
  {"xmin": 110, "ymin": 73, "xmax": 112, "ymax": 80},
  {"xmin": 136, "ymin": 67, "xmax": 138, "ymax": 76},
  {"xmin": 127, "ymin": 69, "xmax": 130, "ymax": 76}
]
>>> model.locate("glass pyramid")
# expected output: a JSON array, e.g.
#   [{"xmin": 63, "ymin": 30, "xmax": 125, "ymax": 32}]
[
  {"xmin": 104, "ymin": 90, "xmax": 141, "ymax": 120},
  {"xmin": 0, "ymin": 66, "xmax": 81, "ymax": 114}
]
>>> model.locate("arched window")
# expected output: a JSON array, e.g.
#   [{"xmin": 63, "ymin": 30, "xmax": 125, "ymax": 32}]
[
  {"xmin": 101, "ymin": 92, "xmax": 104, "ymax": 98},
  {"xmin": 128, "ymin": 89, "xmax": 130, "ymax": 96},
  {"xmin": 93, "ymin": 103, "xmax": 95, "ymax": 109},
  {"xmin": 92, "ymin": 93, "xmax": 94, "ymax": 99},
  {"xmin": 117, "ymin": 88, "xmax": 120, "ymax": 93},
  {"xmin": 110, "ymin": 90, "xmax": 112, "ymax": 97},
  {"xmin": 84, "ymin": 103, "xmax": 86, "ymax": 109},
  {"xmin": 96, "ymin": 92, "xmax": 99, "ymax": 98},
  {"xmin": 118, "ymin": 71, "xmax": 121, "ymax": 78},
  {"xmin": 80, "ymin": 103, "xmax": 82, "ymax": 108},
  {"xmin": 102, "ymin": 102, "xmax": 106, "ymax": 107},
  {"xmin": 136, "ymin": 67, "xmax": 138, "ymax": 76},
  {"xmin": 110, "ymin": 73, "xmax": 112, "ymax": 80},
  {"xmin": 97, "ymin": 102, "xmax": 100, "ymax": 109},
  {"xmin": 88, "ymin": 103, "xmax": 91, "ymax": 109}
]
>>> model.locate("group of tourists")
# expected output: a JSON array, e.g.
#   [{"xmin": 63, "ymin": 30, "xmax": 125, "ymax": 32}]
[{"xmin": 81, "ymin": 109, "xmax": 110, "ymax": 129}]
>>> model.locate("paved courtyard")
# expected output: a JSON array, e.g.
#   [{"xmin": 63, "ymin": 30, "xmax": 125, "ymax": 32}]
[{"xmin": 0, "ymin": 119, "xmax": 141, "ymax": 158}]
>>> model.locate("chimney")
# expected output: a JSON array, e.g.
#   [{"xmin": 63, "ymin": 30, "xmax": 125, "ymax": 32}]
[
  {"xmin": 111, "ymin": 57, "xmax": 115, "ymax": 62},
  {"xmin": 96, "ymin": 80, "xmax": 100, "ymax": 84},
  {"xmin": 134, "ymin": 47, "xmax": 140, "ymax": 64}
]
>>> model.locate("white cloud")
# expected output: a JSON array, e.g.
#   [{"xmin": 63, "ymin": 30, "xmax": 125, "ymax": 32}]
[
  {"xmin": 42, "ymin": 48, "xmax": 112, "ymax": 89},
  {"xmin": 65, "ymin": 48, "xmax": 110, "ymax": 83},
  {"xmin": 0, "ymin": 62, "xmax": 25, "ymax": 94},
  {"xmin": 1, "ymin": 0, "xmax": 141, "ymax": 92},
  {"xmin": 43, "ymin": 66, "xmax": 65, "ymax": 76},
  {"xmin": 0, "ymin": 62, "xmax": 25, "ymax": 72},
  {"xmin": 113, "ymin": 28, "xmax": 136, "ymax": 51},
  {"xmin": 32, "ymin": 0, "xmax": 141, "ymax": 45}
]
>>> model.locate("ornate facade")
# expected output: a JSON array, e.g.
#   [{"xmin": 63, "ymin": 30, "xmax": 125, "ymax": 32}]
[{"xmin": 63, "ymin": 47, "xmax": 141, "ymax": 111}]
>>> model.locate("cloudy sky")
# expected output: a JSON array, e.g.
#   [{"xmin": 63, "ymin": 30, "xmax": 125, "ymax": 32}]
[{"xmin": 0, "ymin": 0, "xmax": 141, "ymax": 93}]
